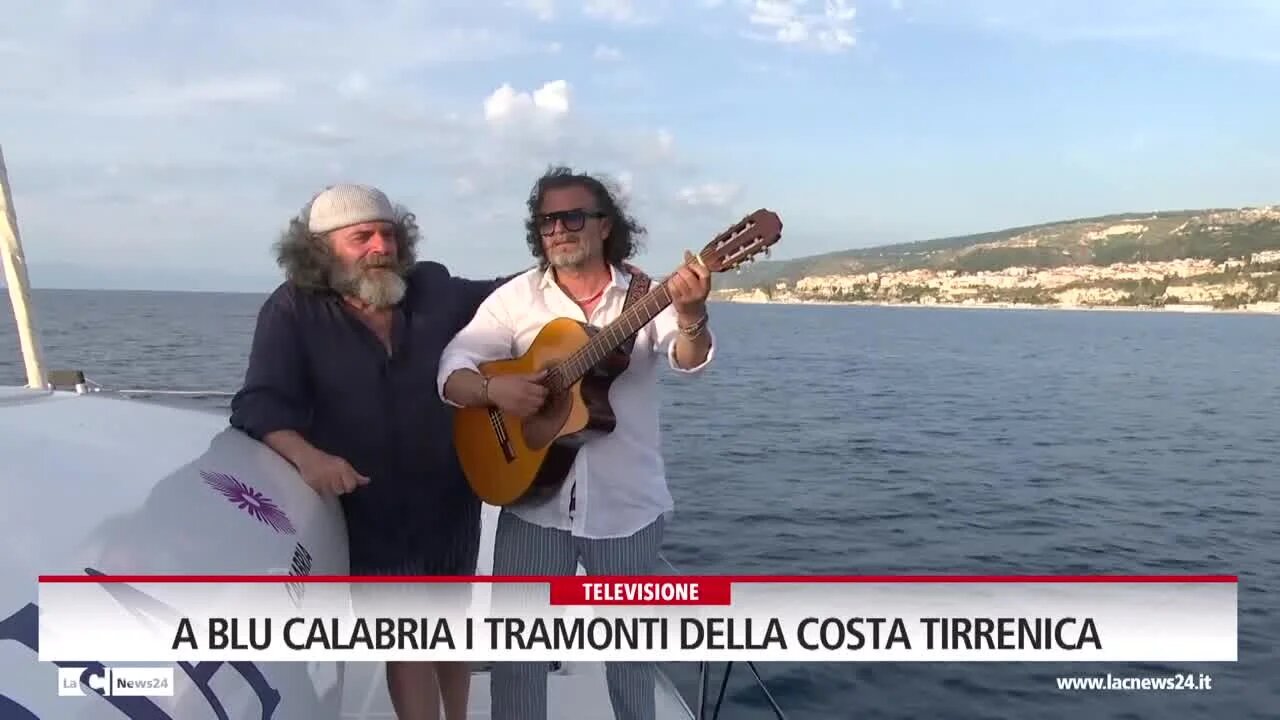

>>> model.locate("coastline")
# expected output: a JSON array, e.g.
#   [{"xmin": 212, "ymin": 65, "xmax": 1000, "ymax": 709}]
[{"xmin": 711, "ymin": 296, "xmax": 1280, "ymax": 316}]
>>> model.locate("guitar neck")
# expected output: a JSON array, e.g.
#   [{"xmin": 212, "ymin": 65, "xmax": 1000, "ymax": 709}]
[{"xmin": 547, "ymin": 280, "xmax": 675, "ymax": 392}]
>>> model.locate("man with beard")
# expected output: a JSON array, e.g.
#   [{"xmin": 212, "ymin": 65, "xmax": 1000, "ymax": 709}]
[
  {"xmin": 229, "ymin": 184, "xmax": 505, "ymax": 720},
  {"xmin": 435, "ymin": 166, "xmax": 714, "ymax": 720}
]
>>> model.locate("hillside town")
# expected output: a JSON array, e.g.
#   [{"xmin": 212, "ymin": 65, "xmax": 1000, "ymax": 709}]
[{"xmin": 718, "ymin": 250, "xmax": 1280, "ymax": 312}]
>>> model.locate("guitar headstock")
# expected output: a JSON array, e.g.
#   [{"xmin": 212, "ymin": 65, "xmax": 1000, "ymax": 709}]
[{"xmin": 698, "ymin": 209, "xmax": 783, "ymax": 273}]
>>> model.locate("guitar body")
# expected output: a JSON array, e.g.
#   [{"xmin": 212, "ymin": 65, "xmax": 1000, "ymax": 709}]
[{"xmin": 452, "ymin": 316, "xmax": 631, "ymax": 506}]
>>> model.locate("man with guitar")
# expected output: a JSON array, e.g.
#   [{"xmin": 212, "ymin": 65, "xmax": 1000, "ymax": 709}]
[{"xmin": 437, "ymin": 165, "xmax": 716, "ymax": 720}]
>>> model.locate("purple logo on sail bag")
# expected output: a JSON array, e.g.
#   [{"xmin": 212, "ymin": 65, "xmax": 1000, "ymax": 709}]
[{"xmin": 200, "ymin": 470, "xmax": 296, "ymax": 535}]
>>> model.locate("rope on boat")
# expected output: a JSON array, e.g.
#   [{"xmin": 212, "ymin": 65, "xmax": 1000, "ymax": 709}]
[
  {"xmin": 79, "ymin": 375, "xmax": 236, "ymax": 398},
  {"xmin": 107, "ymin": 389, "xmax": 236, "ymax": 397}
]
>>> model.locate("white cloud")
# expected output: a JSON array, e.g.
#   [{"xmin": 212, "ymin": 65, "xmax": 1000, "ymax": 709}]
[
  {"xmin": 483, "ymin": 80, "xmax": 572, "ymax": 123},
  {"xmin": 512, "ymin": 0, "xmax": 556, "ymax": 21},
  {"xmin": 655, "ymin": 129, "xmax": 676, "ymax": 158},
  {"xmin": 514, "ymin": 0, "xmax": 668, "ymax": 24},
  {"xmin": 745, "ymin": 0, "xmax": 857, "ymax": 52},
  {"xmin": 301, "ymin": 124, "xmax": 353, "ymax": 147},
  {"xmin": 583, "ymin": 0, "xmax": 637, "ymax": 23},
  {"xmin": 915, "ymin": 0, "xmax": 1280, "ymax": 65},
  {"xmin": 615, "ymin": 171, "xmax": 635, "ymax": 200},
  {"xmin": 678, "ymin": 182, "xmax": 743, "ymax": 208},
  {"xmin": 467, "ymin": 84, "xmax": 683, "ymax": 195},
  {"xmin": 454, "ymin": 176, "xmax": 478, "ymax": 197},
  {"xmin": 337, "ymin": 72, "xmax": 370, "ymax": 98},
  {"xmin": 100, "ymin": 75, "xmax": 289, "ymax": 117},
  {"xmin": 594, "ymin": 44, "xmax": 623, "ymax": 61},
  {"xmin": 750, "ymin": 0, "xmax": 803, "ymax": 38}
]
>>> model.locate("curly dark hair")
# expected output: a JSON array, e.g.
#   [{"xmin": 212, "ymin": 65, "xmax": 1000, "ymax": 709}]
[
  {"xmin": 273, "ymin": 205, "xmax": 419, "ymax": 290},
  {"xmin": 524, "ymin": 165, "xmax": 645, "ymax": 268}
]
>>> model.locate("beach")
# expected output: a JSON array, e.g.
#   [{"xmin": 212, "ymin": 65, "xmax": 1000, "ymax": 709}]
[{"xmin": 714, "ymin": 295, "xmax": 1280, "ymax": 315}]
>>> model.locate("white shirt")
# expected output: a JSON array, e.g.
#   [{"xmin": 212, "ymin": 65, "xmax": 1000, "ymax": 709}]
[{"xmin": 436, "ymin": 264, "xmax": 715, "ymax": 539}]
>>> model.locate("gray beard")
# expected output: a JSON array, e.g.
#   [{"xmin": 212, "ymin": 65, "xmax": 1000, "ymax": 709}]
[
  {"xmin": 547, "ymin": 238, "xmax": 594, "ymax": 269},
  {"xmin": 332, "ymin": 265, "xmax": 406, "ymax": 308}
]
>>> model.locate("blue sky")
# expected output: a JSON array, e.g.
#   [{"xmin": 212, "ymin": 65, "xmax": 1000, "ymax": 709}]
[{"xmin": 2, "ymin": 0, "xmax": 1278, "ymax": 291}]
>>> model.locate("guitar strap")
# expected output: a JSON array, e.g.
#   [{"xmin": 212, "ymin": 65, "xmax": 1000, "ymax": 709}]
[{"xmin": 618, "ymin": 262, "xmax": 652, "ymax": 355}]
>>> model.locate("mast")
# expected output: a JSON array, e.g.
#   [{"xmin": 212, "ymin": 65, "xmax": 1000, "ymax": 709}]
[{"xmin": 0, "ymin": 144, "xmax": 48, "ymax": 389}]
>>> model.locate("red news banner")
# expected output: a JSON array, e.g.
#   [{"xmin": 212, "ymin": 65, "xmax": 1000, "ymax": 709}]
[
  {"xmin": 36, "ymin": 574, "xmax": 1238, "ymax": 663},
  {"xmin": 548, "ymin": 577, "xmax": 731, "ymax": 606}
]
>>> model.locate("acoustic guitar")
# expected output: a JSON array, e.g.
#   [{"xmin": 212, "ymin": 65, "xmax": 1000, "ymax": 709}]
[{"xmin": 452, "ymin": 208, "xmax": 783, "ymax": 506}]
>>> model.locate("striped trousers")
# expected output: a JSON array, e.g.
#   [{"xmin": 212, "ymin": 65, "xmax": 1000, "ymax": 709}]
[{"xmin": 490, "ymin": 510, "xmax": 665, "ymax": 720}]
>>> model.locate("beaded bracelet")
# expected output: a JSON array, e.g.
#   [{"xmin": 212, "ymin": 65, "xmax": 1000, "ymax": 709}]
[{"xmin": 679, "ymin": 313, "xmax": 709, "ymax": 338}]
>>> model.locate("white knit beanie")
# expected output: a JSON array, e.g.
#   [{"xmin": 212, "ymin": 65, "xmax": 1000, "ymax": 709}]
[{"xmin": 306, "ymin": 184, "xmax": 396, "ymax": 234}]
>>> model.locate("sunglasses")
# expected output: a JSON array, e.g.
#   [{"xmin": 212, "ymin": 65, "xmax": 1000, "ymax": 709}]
[{"xmin": 535, "ymin": 209, "xmax": 607, "ymax": 236}]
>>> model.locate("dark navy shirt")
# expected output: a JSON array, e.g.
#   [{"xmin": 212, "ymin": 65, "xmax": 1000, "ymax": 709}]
[{"xmin": 229, "ymin": 261, "xmax": 507, "ymax": 572}]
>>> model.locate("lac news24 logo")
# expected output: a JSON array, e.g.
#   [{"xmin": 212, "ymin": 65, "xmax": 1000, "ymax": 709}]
[{"xmin": 58, "ymin": 666, "xmax": 174, "ymax": 697}]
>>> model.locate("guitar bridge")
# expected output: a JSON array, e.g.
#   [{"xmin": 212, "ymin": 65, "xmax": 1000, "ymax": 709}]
[{"xmin": 488, "ymin": 407, "xmax": 516, "ymax": 463}]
